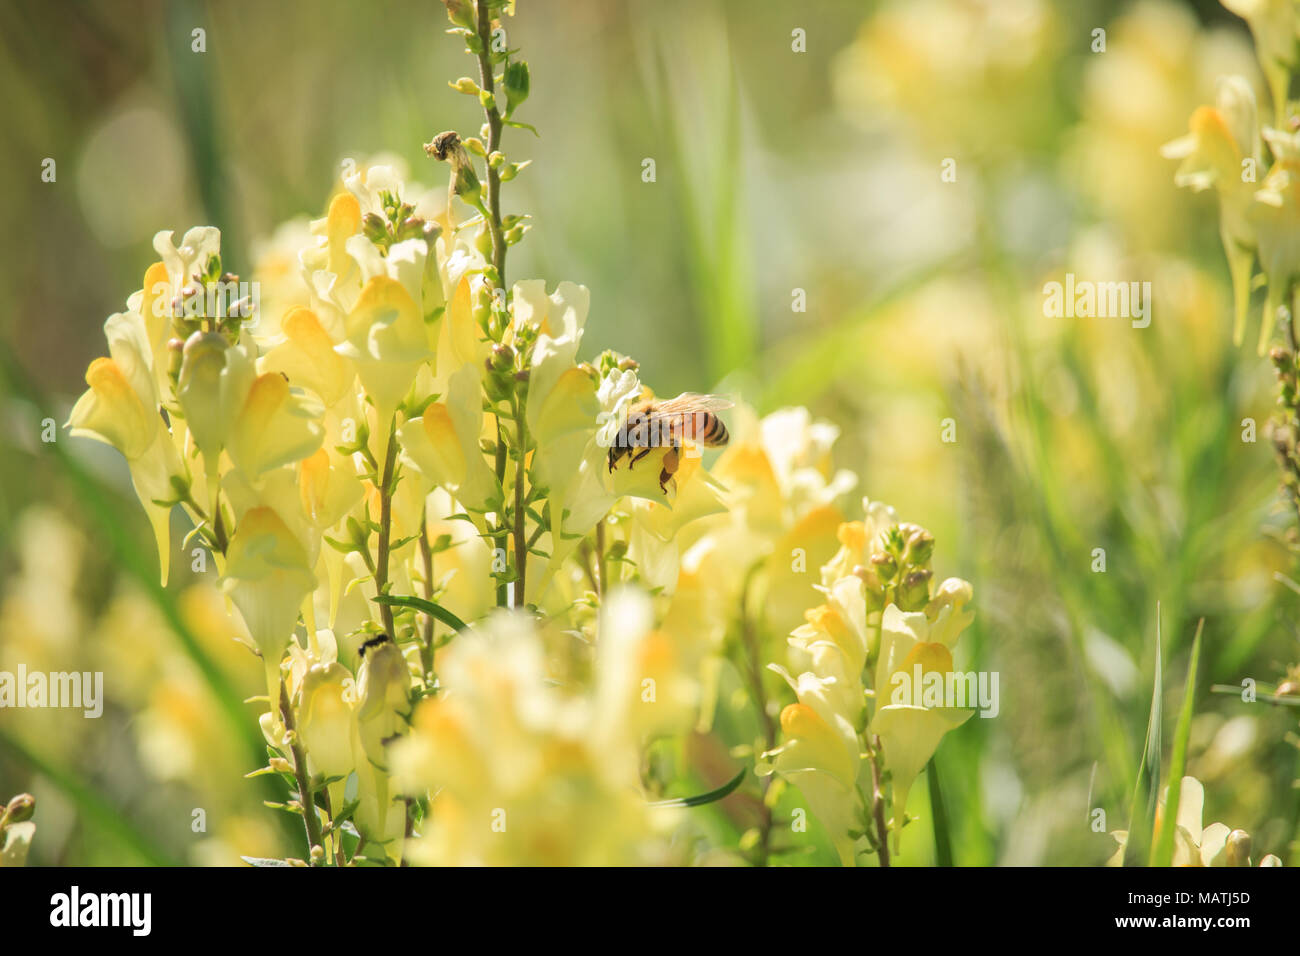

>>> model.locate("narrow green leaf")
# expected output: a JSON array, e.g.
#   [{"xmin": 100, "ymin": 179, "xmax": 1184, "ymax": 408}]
[
  {"xmin": 927, "ymin": 757, "xmax": 954, "ymax": 867},
  {"xmin": 647, "ymin": 767, "xmax": 746, "ymax": 808},
  {"xmin": 1123, "ymin": 604, "xmax": 1163, "ymax": 866},
  {"xmin": 373, "ymin": 594, "xmax": 469, "ymax": 633},
  {"xmin": 1151, "ymin": 620, "xmax": 1203, "ymax": 867}
]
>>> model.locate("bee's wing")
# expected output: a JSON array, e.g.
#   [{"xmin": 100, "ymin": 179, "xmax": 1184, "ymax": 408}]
[{"xmin": 651, "ymin": 392, "xmax": 735, "ymax": 415}]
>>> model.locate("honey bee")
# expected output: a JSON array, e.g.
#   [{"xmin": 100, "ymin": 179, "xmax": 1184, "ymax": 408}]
[{"xmin": 608, "ymin": 392, "xmax": 733, "ymax": 493}]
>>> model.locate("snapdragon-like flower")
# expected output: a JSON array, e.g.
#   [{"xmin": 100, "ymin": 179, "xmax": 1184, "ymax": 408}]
[
  {"xmin": 870, "ymin": 589, "xmax": 975, "ymax": 852},
  {"xmin": 67, "ymin": 310, "xmax": 185, "ymax": 585},
  {"xmin": 1161, "ymin": 77, "xmax": 1260, "ymax": 345}
]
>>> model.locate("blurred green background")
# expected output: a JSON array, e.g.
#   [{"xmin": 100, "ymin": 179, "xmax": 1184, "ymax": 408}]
[{"xmin": 2, "ymin": 0, "xmax": 1298, "ymax": 865}]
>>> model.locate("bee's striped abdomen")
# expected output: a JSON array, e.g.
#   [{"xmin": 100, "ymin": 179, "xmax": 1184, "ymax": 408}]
[{"xmin": 680, "ymin": 411, "xmax": 729, "ymax": 446}]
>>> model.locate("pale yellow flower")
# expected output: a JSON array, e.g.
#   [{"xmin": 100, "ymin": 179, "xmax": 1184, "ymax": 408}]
[{"xmin": 67, "ymin": 311, "xmax": 185, "ymax": 585}]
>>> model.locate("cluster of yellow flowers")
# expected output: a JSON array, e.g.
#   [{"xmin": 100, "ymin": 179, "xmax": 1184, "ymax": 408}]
[
  {"xmin": 757, "ymin": 501, "xmax": 976, "ymax": 865},
  {"xmin": 58, "ymin": 0, "xmax": 982, "ymax": 866}
]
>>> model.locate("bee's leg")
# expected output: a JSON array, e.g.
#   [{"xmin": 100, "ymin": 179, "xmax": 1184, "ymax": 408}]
[
  {"xmin": 628, "ymin": 447, "xmax": 653, "ymax": 471},
  {"xmin": 658, "ymin": 444, "xmax": 679, "ymax": 494}
]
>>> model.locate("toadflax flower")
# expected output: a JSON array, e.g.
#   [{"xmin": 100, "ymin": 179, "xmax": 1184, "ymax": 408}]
[
  {"xmin": 221, "ymin": 505, "xmax": 317, "ymax": 732},
  {"xmin": 1161, "ymin": 76, "xmax": 1260, "ymax": 346},
  {"xmin": 870, "ymin": 582, "xmax": 976, "ymax": 852},
  {"xmin": 67, "ymin": 310, "xmax": 186, "ymax": 585}
]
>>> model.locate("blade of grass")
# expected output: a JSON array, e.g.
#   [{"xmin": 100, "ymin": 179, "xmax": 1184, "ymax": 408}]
[
  {"xmin": 1151, "ymin": 618, "xmax": 1204, "ymax": 867},
  {"xmin": 926, "ymin": 756, "xmax": 954, "ymax": 867},
  {"xmin": 1123, "ymin": 603, "xmax": 1163, "ymax": 866},
  {"xmin": 648, "ymin": 767, "xmax": 746, "ymax": 808},
  {"xmin": 373, "ymin": 593, "xmax": 468, "ymax": 633}
]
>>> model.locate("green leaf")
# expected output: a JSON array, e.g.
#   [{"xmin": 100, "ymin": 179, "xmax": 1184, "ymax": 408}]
[
  {"xmin": 240, "ymin": 856, "xmax": 291, "ymax": 867},
  {"xmin": 1150, "ymin": 619, "xmax": 1203, "ymax": 867},
  {"xmin": 647, "ymin": 767, "xmax": 746, "ymax": 808},
  {"xmin": 1123, "ymin": 605, "xmax": 1163, "ymax": 867},
  {"xmin": 502, "ymin": 118, "xmax": 539, "ymax": 136},
  {"xmin": 927, "ymin": 757, "xmax": 954, "ymax": 867},
  {"xmin": 374, "ymin": 594, "xmax": 469, "ymax": 633}
]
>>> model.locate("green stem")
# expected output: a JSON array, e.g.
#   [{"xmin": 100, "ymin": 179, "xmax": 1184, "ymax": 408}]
[
  {"xmin": 494, "ymin": 419, "xmax": 509, "ymax": 606},
  {"xmin": 374, "ymin": 416, "xmax": 399, "ymax": 638},
  {"xmin": 418, "ymin": 508, "xmax": 436, "ymax": 683},
  {"xmin": 869, "ymin": 735, "xmax": 891, "ymax": 868},
  {"xmin": 279, "ymin": 680, "xmax": 324, "ymax": 862},
  {"xmin": 474, "ymin": 0, "xmax": 507, "ymax": 281},
  {"xmin": 512, "ymin": 395, "xmax": 529, "ymax": 608}
]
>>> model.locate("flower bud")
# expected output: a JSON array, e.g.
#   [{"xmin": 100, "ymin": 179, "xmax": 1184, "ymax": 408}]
[
  {"xmin": 1226, "ymin": 829, "xmax": 1252, "ymax": 867},
  {"xmin": 490, "ymin": 344, "xmax": 515, "ymax": 371},
  {"xmin": 178, "ymin": 331, "xmax": 233, "ymax": 462},
  {"xmin": 898, "ymin": 568, "xmax": 933, "ymax": 611},
  {"xmin": 870, "ymin": 551, "xmax": 897, "ymax": 581},
  {"xmin": 3, "ymin": 793, "xmax": 35, "ymax": 825},
  {"xmin": 363, "ymin": 212, "xmax": 388, "ymax": 245},
  {"xmin": 450, "ymin": 76, "xmax": 480, "ymax": 95}
]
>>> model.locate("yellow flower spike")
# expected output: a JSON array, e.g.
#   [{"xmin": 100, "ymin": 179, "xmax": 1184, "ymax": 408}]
[
  {"xmin": 226, "ymin": 372, "xmax": 325, "ymax": 480},
  {"xmin": 259, "ymin": 306, "xmax": 353, "ymax": 407}
]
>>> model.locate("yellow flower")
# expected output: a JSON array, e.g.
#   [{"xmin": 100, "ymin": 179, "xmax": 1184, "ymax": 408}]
[
  {"xmin": 870, "ymin": 601, "xmax": 975, "ymax": 851},
  {"xmin": 1252, "ymin": 126, "xmax": 1300, "ymax": 351},
  {"xmin": 399, "ymin": 363, "xmax": 500, "ymax": 519},
  {"xmin": 760, "ymin": 700, "xmax": 861, "ymax": 867},
  {"xmin": 258, "ymin": 306, "xmax": 355, "ymax": 408},
  {"xmin": 336, "ymin": 275, "xmax": 433, "ymax": 429},
  {"xmin": 221, "ymin": 506, "xmax": 316, "ymax": 726},
  {"xmin": 1162, "ymin": 77, "xmax": 1260, "ymax": 345},
  {"xmin": 66, "ymin": 312, "xmax": 185, "ymax": 585},
  {"xmin": 227, "ymin": 372, "xmax": 326, "ymax": 481}
]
